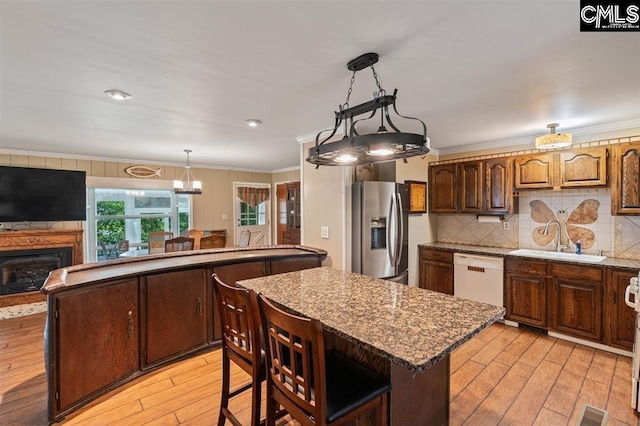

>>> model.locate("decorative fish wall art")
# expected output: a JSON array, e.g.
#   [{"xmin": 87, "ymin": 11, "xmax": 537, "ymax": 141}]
[
  {"xmin": 530, "ymin": 199, "xmax": 600, "ymax": 249},
  {"xmin": 124, "ymin": 165, "xmax": 162, "ymax": 179}
]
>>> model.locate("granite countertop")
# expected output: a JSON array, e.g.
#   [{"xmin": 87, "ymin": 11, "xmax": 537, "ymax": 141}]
[
  {"xmin": 419, "ymin": 242, "xmax": 640, "ymax": 270},
  {"xmin": 238, "ymin": 267, "xmax": 505, "ymax": 373}
]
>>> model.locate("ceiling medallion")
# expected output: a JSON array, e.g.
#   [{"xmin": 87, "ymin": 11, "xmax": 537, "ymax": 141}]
[{"xmin": 306, "ymin": 52, "xmax": 429, "ymax": 167}]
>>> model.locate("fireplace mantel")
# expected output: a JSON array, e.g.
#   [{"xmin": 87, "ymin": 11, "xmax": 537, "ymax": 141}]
[{"xmin": 0, "ymin": 229, "xmax": 83, "ymax": 306}]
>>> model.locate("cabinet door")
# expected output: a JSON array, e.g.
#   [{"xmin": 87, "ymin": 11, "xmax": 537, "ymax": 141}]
[
  {"xmin": 505, "ymin": 271, "xmax": 546, "ymax": 327},
  {"xmin": 143, "ymin": 268, "xmax": 208, "ymax": 366},
  {"xmin": 612, "ymin": 142, "xmax": 640, "ymax": 215},
  {"xmin": 270, "ymin": 256, "xmax": 320, "ymax": 275},
  {"xmin": 56, "ymin": 279, "xmax": 139, "ymax": 412},
  {"xmin": 515, "ymin": 154, "xmax": 553, "ymax": 189},
  {"xmin": 484, "ymin": 158, "xmax": 513, "ymax": 214},
  {"xmin": 419, "ymin": 260, "xmax": 453, "ymax": 295},
  {"xmin": 286, "ymin": 182, "xmax": 301, "ymax": 229},
  {"xmin": 607, "ymin": 269, "xmax": 637, "ymax": 350},
  {"xmin": 549, "ymin": 277, "xmax": 603, "ymax": 341},
  {"xmin": 560, "ymin": 147, "xmax": 608, "ymax": 187},
  {"xmin": 429, "ymin": 164, "xmax": 457, "ymax": 213},
  {"xmin": 458, "ymin": 161, "xmax": 483, "ymax": 214}
]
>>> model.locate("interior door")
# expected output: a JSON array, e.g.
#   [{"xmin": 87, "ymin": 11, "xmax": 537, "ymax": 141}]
[{"xmin": 234, "ymin": 183, "xmax": 271, "ymax": 246}]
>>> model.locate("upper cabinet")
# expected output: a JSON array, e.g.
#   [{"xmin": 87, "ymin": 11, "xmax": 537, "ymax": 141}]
[
  {"xmin": 612, "ymin": 141, "xmax": 640, "ymax": 215},
  {"xmin": 429, "ymin": 158, "xmax": 514, "ymax": 214},
  {"xmin": 515, "ymin": 154, "xmax": 553, "ymax": 189},
  {"xmin": 515, "ymin": 147, "xmax": 608, "ymax": 190},
  {"xmin": 429, "ymin": 164, "xmax": 457, "ymax": 213}
]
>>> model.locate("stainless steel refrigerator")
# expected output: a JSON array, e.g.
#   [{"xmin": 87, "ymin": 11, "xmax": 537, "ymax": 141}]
[{"xmin": 352, "ymin": 181, "xmax": 409, "ymax": 284}]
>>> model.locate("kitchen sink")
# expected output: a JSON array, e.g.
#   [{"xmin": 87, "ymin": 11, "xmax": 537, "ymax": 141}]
[{"xmin": 507, "ymin": 249, "xmax": 606, "ymax": 263}]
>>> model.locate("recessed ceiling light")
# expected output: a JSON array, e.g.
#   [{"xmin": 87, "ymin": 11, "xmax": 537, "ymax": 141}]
[
  {"xmin": 104, "ymin": 89, "xmax": 132, "ymax": 100},
  {"xmin": 245, "ymin": 119, "xmax": 262, "ymax": 127}
]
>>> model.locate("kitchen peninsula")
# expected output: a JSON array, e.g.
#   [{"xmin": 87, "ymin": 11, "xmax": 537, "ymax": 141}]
[
  {"xmin": 240, "ymin": 267, "xmax": 505, "ymax": 425},
  {"xmin": 40, "ymin": 245, "xmax": 326, "ymax": 423}
]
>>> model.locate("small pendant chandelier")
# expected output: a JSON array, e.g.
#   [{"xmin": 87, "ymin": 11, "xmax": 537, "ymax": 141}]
[
  {"xmin": 306, "ymin": 52, "xmax": 429, "ymax": 167},
  {"xmin": 173, "ymin": 149, "xmax": 202, "ymax": 194}
]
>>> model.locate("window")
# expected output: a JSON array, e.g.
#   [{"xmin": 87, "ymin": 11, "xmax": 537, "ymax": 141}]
[
  {"xmin": 238, "ymin": 201, "xmax": 266, "ymax": 226},
  {"xmin": 87, "ymin": 187, "xmax": 191, "ymax": 261}
]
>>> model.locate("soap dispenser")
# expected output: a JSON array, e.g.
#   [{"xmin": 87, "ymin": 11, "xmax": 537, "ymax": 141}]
[{"xmin": 575, "ymin": 240, "xmax": 582, "ymax": 255}]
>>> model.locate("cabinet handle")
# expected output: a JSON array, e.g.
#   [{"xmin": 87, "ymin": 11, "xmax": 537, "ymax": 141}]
[
  {"xmin": 127, "ymin": 310, "xmax": 134, "ymax": 339},
  {"xmin": 197, "ymin": 298, "xmax": 203, "ymax": 316}
]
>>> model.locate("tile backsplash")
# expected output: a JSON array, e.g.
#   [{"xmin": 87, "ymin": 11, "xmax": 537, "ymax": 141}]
[
  {"xmin": 518, "ymin": 189, "xmax": 612, "ymax": 255},
  {"xmin": 435, "ymin": 188, "xmax": 640, "ymax": 260}
]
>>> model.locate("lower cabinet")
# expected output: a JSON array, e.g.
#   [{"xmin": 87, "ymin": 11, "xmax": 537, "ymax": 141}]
[
  {"xmin": 55, "ymin": 279, "xmax": 139, "ymax": 412},
  {"xmin": 418, "ymin": 248, "xmax": 453, "ymax": 295},
  {"xmin": 548, "ymin": 263, "xmax": 603, "ymax": 341},
  {"xmin": 505, "ymin": 259, "xmax": 547, "ymax": 327},
  {"xmin": 607, "ymin": 268, "xmax": 637, "ymax": 350},
  {"xmin": 270, "ymin": 256, "xmax": 321, "ymax": 275},
  {"xmin": 142, "ymin": 268, "xmax": 208, "ymax": 367}
]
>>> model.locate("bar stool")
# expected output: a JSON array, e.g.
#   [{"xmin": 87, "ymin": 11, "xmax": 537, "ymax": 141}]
[
  {"xmin": 212, "ymin": 274, "xmax": 265, "ymax": 426},
  {"xmin": 257, "ymin": 293, "xmax": 391, "ymax": 426}
]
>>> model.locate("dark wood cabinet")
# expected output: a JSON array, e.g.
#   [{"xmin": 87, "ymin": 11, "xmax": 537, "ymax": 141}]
[
  {"xmin": 418, "ymin": 248, "xmax": 453, "ymax": 295},
  {"xmin": 270, "ymin": 256, "xmax": 321, "ymax": 275},
  {"xmin": 606, "ymin": 268, "xmax": 638, "ymax": 350},
  {"xmin": 515, "ymin": 154, "xmax": 553, "ymax": 189},
  {"xmin": 143, "ymin": 268, "xmax": 208, "ymax": 367},
  {"xmin": 612, "ymin": 141, "xmax": 640, "ymax": 215},
  {"xmin": 458, "ymin": 161, "xmax": 483, "ymax": 214},
  {"xmin": 484, "ymin": 158, "xmax": 513, "ymax": 214},
  {"xmin": 213, "ymin": 261, "xmax": 266, "ymax": 285},
  {"xmin": 55, "ymin": 279, "xmax": 139, "ymax": 412},
  {"xmin": 505, "ymin": 258, "xmax": 547, "ymax": 327},
  {"xmin": 429, "ymin": 159, "xmax": 514, "ymax": 215},
  {"xmin": 547, "ymin": 263, "xmax": 603, "ymax": 341},
  {"xmin": 560, "ymin": 147, "xmax": 608, "ymax": 187},
  {"xmin": 429, "ymin": 164, "xmax": 457, "ymax": 213}
]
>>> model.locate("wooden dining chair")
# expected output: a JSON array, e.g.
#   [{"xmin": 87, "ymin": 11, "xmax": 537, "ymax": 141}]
[
  {"xmin": 258, "ymin": 293, "xmax": 391, "ymax": 426},
  {"xmin": 180, "ymin": 229, "xmax": 204, "ymax": 249},
  {"xmin": 200, "ymin": 234, "xmax": 226, "ymax": 249},
  {"xmin": 212, "ymin": 274, "xmax": 266, "ymax": 426},
  {"xmin": 147, "ymin": 231, "xmax": 173, "ymax": 254},
  {"xmin": 164, "ymin": 236, "xmax": 195, "ymax": 252}
]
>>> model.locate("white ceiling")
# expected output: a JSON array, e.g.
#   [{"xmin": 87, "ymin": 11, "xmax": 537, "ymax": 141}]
[{"xmin": 1, "ymin": 1, "xmax": 639, "ymax": 172}]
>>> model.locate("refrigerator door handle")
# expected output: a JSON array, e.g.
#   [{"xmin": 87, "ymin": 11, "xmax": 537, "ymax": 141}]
[
  {"xmin": 396, "ymin": 192, "xmax": 404, "ymax": 267},
  {"xmin": 387, "ymin": 193, "xmax": 396, "ymax": 265}
]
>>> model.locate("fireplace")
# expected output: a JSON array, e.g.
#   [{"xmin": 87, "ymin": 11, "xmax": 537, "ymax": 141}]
[{"xmin": 0, "ymin": 247, "xmax": 73, "ymax": 295}]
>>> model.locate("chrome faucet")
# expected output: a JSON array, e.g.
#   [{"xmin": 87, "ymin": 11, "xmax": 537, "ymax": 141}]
[{"xmin": 543, "ymin": 220, "xmax": 568, "ymax": 252}]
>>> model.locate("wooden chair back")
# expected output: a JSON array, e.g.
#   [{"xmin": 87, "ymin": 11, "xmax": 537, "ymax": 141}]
[
  {"xmin": 258, "ymin": 293, "xmax": 326, "ymax": 422},
  {"xmin": 148, "ymin": 231, "xmax": 173, "ymax": 254},
  {"xmin": 238, "ymin": 230, "xmax": 251, "ymax": 248},
  {"xmin": 180, "ymin": 229, "xmax": 204, "ymax": 249},
  {"xmin": 200, "ymin": 234, "xmax": 226, "ymax": 249},
  {"xmin": 213, "ymin": 274, "xmax": 262, "ymax": 372},
  {"xmin": 164, "ymin": 236, "xmax": 195, "ymax": 252}
]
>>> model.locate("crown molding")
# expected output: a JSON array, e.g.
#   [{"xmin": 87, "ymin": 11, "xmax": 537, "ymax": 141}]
[{"xmin": 436, "ymin": 119, "xmax": 640, "ymax": 156}]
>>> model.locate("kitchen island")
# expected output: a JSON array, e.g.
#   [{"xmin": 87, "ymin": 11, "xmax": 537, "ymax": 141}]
[{"xmin": 239, "ymin": 267, "xmax": 505, "ymax": 425}]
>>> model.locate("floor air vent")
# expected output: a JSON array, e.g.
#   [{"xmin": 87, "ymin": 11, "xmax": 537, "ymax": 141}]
[{"xmin": 576, "ymin": 404, "xmax": 609, "ymax": 426}]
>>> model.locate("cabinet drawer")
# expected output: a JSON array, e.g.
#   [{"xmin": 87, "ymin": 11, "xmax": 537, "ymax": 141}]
[
  {"xmin": 419, "ymin": 248, "xmax": 453, "ymax": 264},
  {"xmin": 506, "ymin": 258, "xmax": 546, "ymax": 275},
  {"xmin": 549, "ymin": 263, "xmax": 603, "ymax": 282}
]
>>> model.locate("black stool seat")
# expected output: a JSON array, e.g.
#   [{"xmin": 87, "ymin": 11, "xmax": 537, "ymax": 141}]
[{"xmin": 325, "ymin": 350, "xmax": 392, "ymax": 423}]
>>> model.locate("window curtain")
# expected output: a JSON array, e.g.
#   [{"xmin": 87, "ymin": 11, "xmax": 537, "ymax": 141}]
[{"xmin": 237, "ymin": 187, "xmax": 270, "ymax": 207}]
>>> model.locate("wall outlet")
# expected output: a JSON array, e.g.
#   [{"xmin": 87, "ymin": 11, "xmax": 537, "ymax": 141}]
[
  {"xmin": 320, "ymin": 226, "xmax": 329, "ymax": 239},
  {"xmin": 503, "ymin": 221, "xmax": 510, "ymax": 230}
]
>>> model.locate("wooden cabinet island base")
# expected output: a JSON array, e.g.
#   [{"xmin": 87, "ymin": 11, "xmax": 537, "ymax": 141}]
[
  {"xmin": 41, "ymin": 245, "xmax": 326, "ymax": 424},
  {"xmin": 240, "ymin": 267, "xmax": 504, "ymax": 425}
]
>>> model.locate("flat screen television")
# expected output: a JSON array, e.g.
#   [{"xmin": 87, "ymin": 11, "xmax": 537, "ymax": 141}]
[{"xmin": 0, "ymin": 166, "xmax": 87, "ymax": 222}]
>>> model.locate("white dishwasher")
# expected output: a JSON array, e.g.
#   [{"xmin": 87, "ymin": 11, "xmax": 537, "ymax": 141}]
[{"xmin": 453, "ymin": 253, "xmax": 504, "ymax": 306}]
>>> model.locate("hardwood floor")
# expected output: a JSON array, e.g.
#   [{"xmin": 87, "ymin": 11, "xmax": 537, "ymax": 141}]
[{"xmin": 1, "ymin": 313, "xmax": 638, "ymax": 425}]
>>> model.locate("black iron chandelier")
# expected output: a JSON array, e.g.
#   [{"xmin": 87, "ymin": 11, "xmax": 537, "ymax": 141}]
[{"xmin": 306, "ymin": 52, "xmax": 429, "ymax": 167}]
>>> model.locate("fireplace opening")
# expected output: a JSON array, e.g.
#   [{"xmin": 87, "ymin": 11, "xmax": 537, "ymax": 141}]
[{"xmin": 0, "ymin": 247, "xmax": 73, "ymax": 295}]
